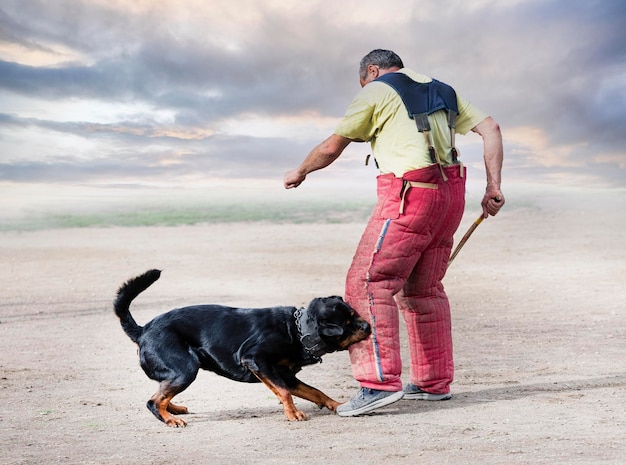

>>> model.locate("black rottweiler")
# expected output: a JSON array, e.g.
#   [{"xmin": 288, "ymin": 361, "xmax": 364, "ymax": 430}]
[{"xmin": 114, "ymin": 269, "xmax": 371, "ymax": 427}]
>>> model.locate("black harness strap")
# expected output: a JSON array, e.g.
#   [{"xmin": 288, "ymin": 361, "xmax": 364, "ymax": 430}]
[
  {"xmin": 374, "ymin": 73, "xmax": 462, "ymax": 179},
  {"xmin": 375, "ymin": 72, "xmax": 458, "ymax": 127}
]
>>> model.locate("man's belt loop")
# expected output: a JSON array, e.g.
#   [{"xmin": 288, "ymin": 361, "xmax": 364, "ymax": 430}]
[{"xmin": 399, "ymin": 180, "xmax": 410, "ymax": 215}]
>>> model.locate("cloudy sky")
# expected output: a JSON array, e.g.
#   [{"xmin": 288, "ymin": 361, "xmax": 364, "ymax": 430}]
[{"xmin": 1, "ymin": 0, "xmax": 625, "ymax": 197}]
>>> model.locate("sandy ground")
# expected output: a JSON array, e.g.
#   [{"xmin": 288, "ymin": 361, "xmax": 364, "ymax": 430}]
[{"xmin": 1, "ymin": 190, "xmax": 625, "ymax": 465}]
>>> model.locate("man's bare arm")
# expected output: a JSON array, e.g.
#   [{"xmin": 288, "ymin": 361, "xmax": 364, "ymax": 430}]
[
  {"xmin": 284, "ymin": 134, "xmax": 352, "ymax": 189},
  {"xmin": 472, "ymin": 117, "xmax": 505, "ymax": 217}
]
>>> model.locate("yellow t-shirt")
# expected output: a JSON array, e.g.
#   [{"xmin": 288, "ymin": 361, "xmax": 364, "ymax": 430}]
[{"xmin": 334, "ymin": 68, "xmax": 487, "ymax": 176}]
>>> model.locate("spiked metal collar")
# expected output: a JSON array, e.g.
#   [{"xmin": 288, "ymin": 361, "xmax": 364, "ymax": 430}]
[{"xmin": 294, "ymin": 306, "xmax": 326, "ymax": 362}]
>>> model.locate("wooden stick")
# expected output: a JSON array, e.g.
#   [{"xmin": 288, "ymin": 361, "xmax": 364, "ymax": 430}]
[{"xmin": 447, "ymin": 215, "xmax": 484, "ymax": 268}]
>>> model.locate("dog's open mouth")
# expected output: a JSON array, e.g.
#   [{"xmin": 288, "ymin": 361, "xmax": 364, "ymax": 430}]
[{"xmin": 338, "ymin": 323, "xmax": 371, "ymax": 350}]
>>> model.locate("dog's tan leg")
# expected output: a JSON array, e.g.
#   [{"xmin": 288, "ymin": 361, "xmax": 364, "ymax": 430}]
[
  {"xmin": 250, "ymin": 371, "xmax": 308, "ymax": 421},
  {"xmin": 167, "ymin": 402, "xmax": 189, "ymax": 415},
  {"xmin": 291, "ymin": 383, "xmax": 340, "ymax": 412},
  {"xmin": 147, "ymin": 385, "xmax": 188, "ymax": 427}
]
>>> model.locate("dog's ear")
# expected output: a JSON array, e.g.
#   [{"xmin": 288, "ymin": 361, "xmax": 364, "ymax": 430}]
[{"xmin": 319, "ymin": 323, "xmax": 344, "ymax": 337}]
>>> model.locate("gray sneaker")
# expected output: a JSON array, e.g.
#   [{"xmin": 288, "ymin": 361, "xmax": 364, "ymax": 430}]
[
  {"xmin": 336, "ymin": 387, "xmax": 404, "ymax": 417},
  {"xmin": 403, "ymin": 383, "xmax": 452, "ymax": 401}
]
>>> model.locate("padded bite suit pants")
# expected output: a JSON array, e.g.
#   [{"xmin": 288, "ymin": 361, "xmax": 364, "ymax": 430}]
[{"xmin": 345, "ymin": 164, "xmax": 466, "ymax": 393}]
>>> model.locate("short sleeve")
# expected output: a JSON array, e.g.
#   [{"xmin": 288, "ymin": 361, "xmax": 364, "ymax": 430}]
[{"xmin": 455, "ymin": 95, "xmax": 488, "ymax": 135}]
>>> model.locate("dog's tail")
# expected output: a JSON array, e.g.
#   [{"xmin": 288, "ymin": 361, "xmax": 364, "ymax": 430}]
[{"xmin": 113, "ymin": 269, "xmax": 161, "ymax": 344}]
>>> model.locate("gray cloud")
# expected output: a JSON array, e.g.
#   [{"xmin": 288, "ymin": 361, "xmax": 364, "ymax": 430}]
[
  {"xmin": 0, "ymin": 0, "xmax": 624, "ymax": 188},
  {"xmin": 0, "ymin": 111, "xmax": 310, "ymax": 182}
]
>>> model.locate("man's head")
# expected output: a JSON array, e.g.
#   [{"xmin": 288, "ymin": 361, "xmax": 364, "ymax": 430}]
[{"xmin": 359, "ymin": 49, "xmax": 404, "ymax": 87}]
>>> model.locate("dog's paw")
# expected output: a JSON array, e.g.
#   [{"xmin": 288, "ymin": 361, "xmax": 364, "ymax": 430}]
[
  {"xmin": 291, "ymin": 410, "xmax": 308, "ymax": 421},
  {"xmin": 284, "ymin": 407, "xmax": 308, "ymax": 421},
  {"xmin": 165, "ymin": 416, "xmax": 188, "ymax": 428},
  {"xmin": 317, "ymin": 399, "xmax": 340, "ymax": 412}
]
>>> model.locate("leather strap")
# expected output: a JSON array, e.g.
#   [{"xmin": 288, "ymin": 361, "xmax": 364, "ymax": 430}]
[{"xmin": 399, "ymin": 180, "xmax": 438, "ymax": 215}]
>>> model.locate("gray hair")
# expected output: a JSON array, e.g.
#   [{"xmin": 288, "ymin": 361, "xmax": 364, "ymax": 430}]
[{"xmin": 359, "ymin": 49, "xmax": 404, "ymax": 80}]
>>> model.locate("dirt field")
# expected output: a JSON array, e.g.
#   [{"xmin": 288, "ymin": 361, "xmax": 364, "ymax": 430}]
[{"xmin": 1, "ymin": 190, "xmax": 625, "ymax": 464}]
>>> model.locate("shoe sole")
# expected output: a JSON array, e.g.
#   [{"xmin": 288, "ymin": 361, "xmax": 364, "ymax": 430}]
[
  {"xmin": 337, "ymin": 391, "xmax": 405, "ymax": 417},
  {"xmin": 403, "ymin": 392, "xmax": 452, "ymax": 401}
]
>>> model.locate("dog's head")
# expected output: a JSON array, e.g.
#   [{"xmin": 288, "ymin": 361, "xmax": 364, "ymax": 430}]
[{"xmin": 306, "ymin": 296, "xmax": 371, "ymax": 353}]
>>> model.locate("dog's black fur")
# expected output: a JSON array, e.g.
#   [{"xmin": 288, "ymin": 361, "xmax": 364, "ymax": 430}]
[{"xmin": 114, "ymin": 269, "xmax": 371, "ymax": 426}]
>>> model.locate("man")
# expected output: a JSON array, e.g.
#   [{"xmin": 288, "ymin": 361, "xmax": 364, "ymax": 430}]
[{"xmin": 283, "ymin": 49, "xmax": 504, "ymax": 417}]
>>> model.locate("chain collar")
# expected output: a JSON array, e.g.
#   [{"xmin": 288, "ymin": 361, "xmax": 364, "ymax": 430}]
[{"xmin": 294, "ymin": 306, "xmax": 326, "ymax": 363}]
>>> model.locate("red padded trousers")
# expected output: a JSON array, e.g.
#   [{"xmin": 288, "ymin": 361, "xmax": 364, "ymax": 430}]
[{"xmin": 345, "ymin": 164, "xmax": 466, "ymax": 393}]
